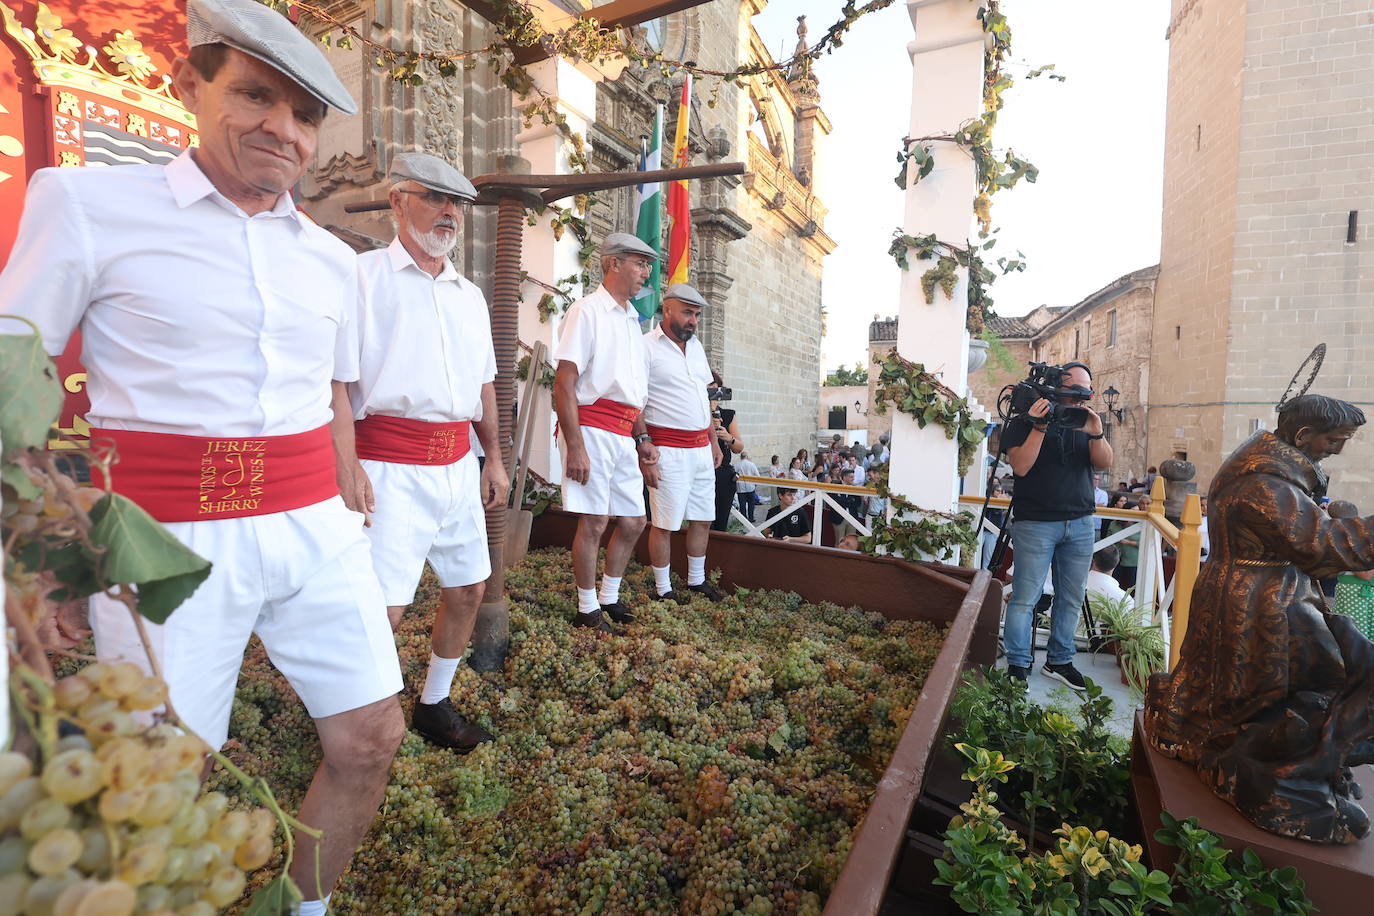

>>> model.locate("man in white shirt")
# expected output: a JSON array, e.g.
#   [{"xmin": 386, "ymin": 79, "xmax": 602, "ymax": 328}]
[
  {"xmin": 0, "ymin": 3, "xmax": 402, "ymax": 912},
  {"xmin": 735, "ymin": 452, "xmax": 760, "ymax": 522},
  {"xmin": 348, "ymin": 152, "xmax": 508, "ymax": 752},
  {"xmin": 644, "ymin": 285, "xmax": 727, "ymax": 601},
  {"xmin": 1093, "ymin": 474, "xmax": 1110, "ymax": 535},
  {"xmin": 849, "ymin": 454, "xmax": 866, "ymax": 487},
  {"xmin": 1087, "ymin": 544, "xmax": 1129, "ymax": 606},
  {"xmin": 553, "ymin": 234, "xmax": 661, "ymax": 632}
]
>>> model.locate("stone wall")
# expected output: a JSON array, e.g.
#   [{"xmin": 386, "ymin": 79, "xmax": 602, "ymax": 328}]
[
  {"xmin": 1150, "ymin": 0, "xmax": 1374, "ymax": 506},
  {"xmin": 1222, "ymin": 0, "xmax": 1374, "ymax": 506},
  {"xmin": 1146, "ymin": 0, "xmax": 1248, "ymax": 490}
]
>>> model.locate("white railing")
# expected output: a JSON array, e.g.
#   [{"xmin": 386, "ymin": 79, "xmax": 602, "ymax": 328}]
[
  {"xmin": 730, "ymin": 475, "xmax": 879, "ymax": 546},
  {"xmin": 959, "ymin": 477, "xmax": 1205, "ymax": 672},
  {"xmin": 960, "ymin": 497, "xmax": 1171, "ymax": 656}
]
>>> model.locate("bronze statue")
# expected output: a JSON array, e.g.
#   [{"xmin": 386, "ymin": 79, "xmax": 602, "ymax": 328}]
[{"xmin": 1145, "ymin": 394, "xmax": 1374, "ymax": 844}]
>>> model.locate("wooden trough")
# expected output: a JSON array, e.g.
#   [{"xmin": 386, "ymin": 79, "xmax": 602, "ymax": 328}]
[{"xmin": 528, "ymin": 509, "xmax": 1001, "ymax": 914}]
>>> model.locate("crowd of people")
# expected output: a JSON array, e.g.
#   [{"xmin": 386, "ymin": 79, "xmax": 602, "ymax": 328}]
[{"xmin": 731, "ymin": 433, "xmax": 891, "ymax": 547}]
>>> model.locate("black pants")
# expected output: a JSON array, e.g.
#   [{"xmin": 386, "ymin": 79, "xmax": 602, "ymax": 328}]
[{"xmin": 712, "ymin": 467, "xmax": 737, "ymax": 531}]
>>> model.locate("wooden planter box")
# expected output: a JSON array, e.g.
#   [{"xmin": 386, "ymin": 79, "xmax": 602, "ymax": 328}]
[{"xmin": 528, "ymin": 509, "xmax": 1002, "ymax": 915}]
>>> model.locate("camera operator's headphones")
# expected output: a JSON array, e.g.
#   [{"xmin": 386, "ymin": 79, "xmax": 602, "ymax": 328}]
[{"xmin": 1059, "ymin": 362, "xmax": 1094, "ymax": 400}]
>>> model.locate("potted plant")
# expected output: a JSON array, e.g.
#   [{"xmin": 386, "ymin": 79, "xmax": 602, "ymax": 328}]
[{"xmin": 1089, "ymin": 592, "xmax": 1166, "ymax": 696}]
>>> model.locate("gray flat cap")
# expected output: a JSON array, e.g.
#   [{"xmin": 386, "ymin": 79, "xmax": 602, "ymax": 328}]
[
  {"xmin": 599, "ymin": 232, "xmax": 659, "ymax": 260},
  {"xmin": 663, "ymin": 283, "xmax": 708, "ymax": 308},
  {"xmin": 389, "ymin": 152, "xmax": 477, "ymax": 202},
  {"xmin": 187, "ymin": 0, "xmax": 358, "ymax": 115}
]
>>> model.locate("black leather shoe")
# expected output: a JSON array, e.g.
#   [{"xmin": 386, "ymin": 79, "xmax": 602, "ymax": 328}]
[
  {"xmin": 573, "ymin": 610, "xmax": 614, "ymax": 633},
  {"xmin": 412, "ymin": 698, "xmax": 494, "ymax": 752},
  {"xmin": 687, "ymin": 582, "xmax": 725, "ymax": 602},
  {"xmin": 656, "ymin": 590, "xmax": 687, "ymax": 604},
  {"xmin": 601, "ymin": 601, "xmax": 635, "ymax": 625}
]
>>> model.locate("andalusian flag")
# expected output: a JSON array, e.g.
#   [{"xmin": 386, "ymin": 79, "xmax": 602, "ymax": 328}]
[
  {"xmin": 632, "ymin": 105, "xmax": 664, "ymax": 320},
  {"xmin": 666, "ymin": 75, "xmax": 692, "ymax": 286}
]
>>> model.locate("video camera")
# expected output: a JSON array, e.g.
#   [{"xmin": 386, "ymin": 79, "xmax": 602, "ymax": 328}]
[{"xmin": 1002, "ymin": 362, "xmax": 1093, "ymax": 430}]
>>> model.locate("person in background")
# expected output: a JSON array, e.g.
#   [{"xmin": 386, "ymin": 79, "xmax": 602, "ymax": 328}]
[
  {"xmin": 837, "ymin": 533, "xmax": 861, "ymax": 551},
  {"xmin": 979, "ymin": 480, "xmax": 1008, "ymax": 570},
  {"xmin": 735, "ymin": 451, "xmax": 760, "ymax": 522},
  {"xmin": 767, "ymin": 488, "xmax": 813, "ymax": 543},
  {"xmin": 769, "ymin": 454, "xmax": 784, "ymax": 478},
  {"xmin": 1093, "ymin": 473, "xmax": 1109, "ymax": 536},
  {"xmin": 709, "ymin": 372, "xmax": 745, "ymax": 532},
  {"xmin": 849, "ymin": 453, "xmax": 867, "ymax": 487},
  {"xmin": 795, "ymin": 448, "xmax": 811, "ymax": 473},
  {"xmin": 1109, "ymin": 493, "xmax": 1147, "ymax": 591},
  {"xmin": 787, "ymin": 457, "xmax": 807, "ymax": 482},
  {"xmin": 1087, "ymin": 545, "xmax": 1129, "ymax": 605},
  {"xmin": 1197, "ymin": 495, "xmax": 1210, "ymax": 559}
]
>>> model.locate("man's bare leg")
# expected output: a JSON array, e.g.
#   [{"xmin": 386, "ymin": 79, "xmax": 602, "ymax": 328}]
[
  {"xmin": 291, "ymin": 695, "xmax": 404, "ymax": 902},
  {"xmin": 432, "ymin": 582, "xmax": 483, "ymax": 659},
  {"xmin": 604, "ymin": 514, "xmax": 646, "ymax": 578},
  {"xmin": 573, "ymin": 514, "xmax": 610, "ymax": 590}
]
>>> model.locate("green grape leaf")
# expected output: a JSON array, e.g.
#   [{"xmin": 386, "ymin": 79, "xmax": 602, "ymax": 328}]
[
  {"xmin": 1, "ymin": 462, "xmax": 42, "ymax": 501},
  {"xmin": 87, "ymin": 493, "xmax": 212, "ymax": 623},
  {"xmin": 0, "ymin": 327, "xmax": 64, "ymax": 454},
  {"xmin": 244, "ymin": 874, "xmax": 305, "ymax": 915}
]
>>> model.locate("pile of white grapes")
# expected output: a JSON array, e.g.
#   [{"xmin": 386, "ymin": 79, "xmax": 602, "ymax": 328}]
[
  {"xmin": 0, "ymin": 662, "xmax": 279, "ymax": 916},
  {"xmin": 215, "ymin": 548, "xmax": 948, "ymax": 915}
]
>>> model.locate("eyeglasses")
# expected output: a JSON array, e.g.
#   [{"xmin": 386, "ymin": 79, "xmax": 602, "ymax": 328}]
[{"xmin": 396, "ymin": 188, "xmax": 471, "ymax": 209}]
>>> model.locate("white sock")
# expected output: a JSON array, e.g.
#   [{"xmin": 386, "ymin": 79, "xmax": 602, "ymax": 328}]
[
  {"xmin": 653, "ymin": 565, "xmax": 673, "ymax": 596},
  {"xmin": 298, "ymin": 896, "xmax": 330, "ymax": 916},
  {"xmin": 576, "ymin": 587, "xmax": 600, "ymax": 615},
  {"xmin": 419, "ymin": 653, "xmax": 461, "ymax": 706},
  {"xmin": 598, "ymin": 575, "xmax": 622, "ymax": 605},
  {"xmin": 686, "ymin": 555, "xmax": 706, "ymax": 586}
]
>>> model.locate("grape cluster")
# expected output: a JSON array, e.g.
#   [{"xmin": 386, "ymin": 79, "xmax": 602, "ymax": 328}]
[
  {"xmin": 212, "ymin": 548, "xmax": 946, "ymax": 913},
  {"xmin": 0, "ymin": 664, "xmax": 279, "ymax": 915}
]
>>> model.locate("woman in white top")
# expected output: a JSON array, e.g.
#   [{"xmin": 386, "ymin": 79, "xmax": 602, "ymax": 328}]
[{"xmin": 787, "ymin": 457, "xmax": 807, "ymax": 482}]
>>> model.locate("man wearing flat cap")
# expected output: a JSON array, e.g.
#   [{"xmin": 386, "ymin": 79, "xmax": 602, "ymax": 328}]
[
  {"xmin": 0, "ymin": 1, "xmax": 401, "ymax": 912},
  {"xmin": 643, "ymin": 284, "xmax": 727, "ymax": 602},
  {"xmin": 553, "ymin": 233, "xmax": 661, "ymax": 632},
  {"xmin": 346, "ymin": 151, "xmax": 507, "ymax": 752}
]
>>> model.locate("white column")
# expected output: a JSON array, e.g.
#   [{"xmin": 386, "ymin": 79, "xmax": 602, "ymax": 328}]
[
  {"xmin": 514, "ymin": 58, "xmax": 600, "ymax": 483},
  {"xmin": 889, "ymin": 0, "xmax": 986, "ymax": 531}
]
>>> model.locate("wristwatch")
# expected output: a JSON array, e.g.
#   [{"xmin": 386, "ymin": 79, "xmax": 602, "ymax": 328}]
[
  {"xmin": 634, "ymin": 433, "xmax": 653, "ymax": 446},
  {"xmin": 1086, "ymin": 432, "xmax": 1105, "ymax": 440}
]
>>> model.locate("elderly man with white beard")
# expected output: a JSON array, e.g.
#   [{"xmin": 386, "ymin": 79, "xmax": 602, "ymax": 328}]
[{"xmin": 345, "ymin": 152, "xmax": 509, "ymax": 751}]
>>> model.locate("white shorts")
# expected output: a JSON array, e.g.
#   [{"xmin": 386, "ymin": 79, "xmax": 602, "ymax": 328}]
[
  {"xmin": 560, "ymin": 425, "xmax": 645, "ymax": 517},
  {"xmin": 89, "ymin": 496, "xmax": 403, "ymax": 750},
  {"xmin": 363, "ymin": 453, "xmax": 491, "ymax": 604},
  {"xmin": 649, "ymin": 444, "xmax": 716, "ymax": 530}
]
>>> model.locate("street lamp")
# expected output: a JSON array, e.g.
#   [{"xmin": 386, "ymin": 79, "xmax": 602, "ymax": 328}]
[{"xmin": 1102, "ymin": 385, "xmax": 1125, "ymax": 423}]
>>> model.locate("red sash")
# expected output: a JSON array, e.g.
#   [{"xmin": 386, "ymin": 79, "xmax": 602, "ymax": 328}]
[
  {"xmin": 646, "ymin": 424, "xmax": 711, "ymax": 448},
  {"xmin": 354, "ymin": 415, "xmax": 471, "ymax": 465},
  {"xmin": 579, "ymin": 399, "xmax": 641, "ymax": 437},
  {"xmin": 89, "ymin": 426, "xmax": 337, "ymax": 523}
]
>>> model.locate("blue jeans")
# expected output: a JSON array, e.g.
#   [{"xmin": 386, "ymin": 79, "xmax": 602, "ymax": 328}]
[{"xmin": 1003, "ymin": 516, "xmax": 1095, "ymax": 668}]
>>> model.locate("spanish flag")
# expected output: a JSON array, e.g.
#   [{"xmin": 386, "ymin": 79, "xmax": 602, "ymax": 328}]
[{"xmin": 666, "ymin": 75, "xmax": 692, "ymax": 286}]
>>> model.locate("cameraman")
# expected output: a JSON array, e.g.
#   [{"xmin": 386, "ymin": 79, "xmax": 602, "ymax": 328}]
[
  {"xmin": 709, "ymin": 373, "xmax": 746, "ymax": 531},
  {"xmin": 1001, "ymin": 362, "xmax": 1113, "ymax": 690}
]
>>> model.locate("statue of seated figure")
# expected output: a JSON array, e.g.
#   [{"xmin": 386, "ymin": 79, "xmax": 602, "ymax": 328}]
[{"xmin": 1145, "ymin": 394, "xmax": 1374, "ymax": 844}]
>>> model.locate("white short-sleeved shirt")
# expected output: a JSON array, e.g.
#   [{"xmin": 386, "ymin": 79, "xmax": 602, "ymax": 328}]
[
  {"xmin": 350, "ymin": 239, "xmax": 496, "ymax": 422},
  {"xmin": 642, "ymin": 324, "xmax": 711, "ymax": 431},
  {"xmin": 0, "ymin": 152, "xmax": 358, "ymax": 437},
  {"xmin": 552, "ymin": 285, "xmax": 648, "ymax": 409}
]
